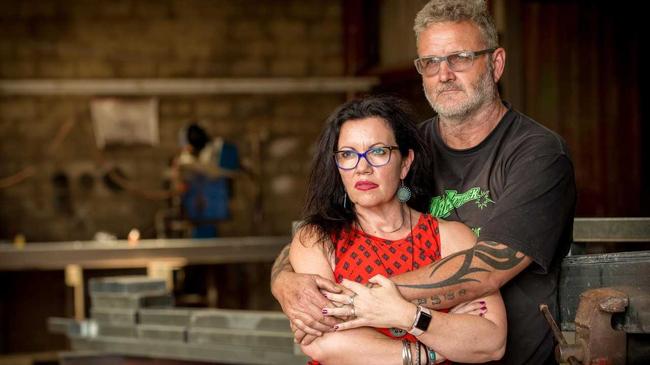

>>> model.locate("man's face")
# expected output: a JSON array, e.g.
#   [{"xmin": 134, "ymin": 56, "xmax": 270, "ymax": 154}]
[{"xmin": 417, "ymin": 21, "xmax": 496, "ymax": 120}]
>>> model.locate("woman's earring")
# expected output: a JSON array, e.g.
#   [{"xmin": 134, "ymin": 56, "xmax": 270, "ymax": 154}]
[
  {"xmin": 397, "ymin": 180, "xmax": 411, "ymax": 203},
  {"xmin": 343, "ymin": 192, "xmax": 348, "ymax": 208}
]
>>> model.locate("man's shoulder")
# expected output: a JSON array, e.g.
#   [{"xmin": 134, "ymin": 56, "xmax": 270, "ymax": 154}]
[{"xmin": 504, "ymin": 108, "xmax": 571, "ymax": 157}]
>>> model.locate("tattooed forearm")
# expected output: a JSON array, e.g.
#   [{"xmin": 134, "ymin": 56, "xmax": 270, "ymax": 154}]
[
  {"xmin": 473, "ymin": 242, "xmax": 525, "ymax": 269},
  {"xmin": 399, "ymin": 245, "xmax": 486, "ymax": 289},
  {"xmin": 270, "ymin": 244, "xmax": 292, "ymax": 284},
  {"xmin": 413, "ymin": 288, "xmax": 467, "ymax": 308},
  {"xmin": 399, "ymin": 241, "xmax": 525, "ymax": 290}
]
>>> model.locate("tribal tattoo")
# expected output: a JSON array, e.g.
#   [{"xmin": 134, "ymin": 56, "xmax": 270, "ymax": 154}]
[
  {"xmin": 270, "ymin": 244, "xmax": 292, "ymax": 284},
  {"xmin": 398, "ymin": 241, "xmax": 525, "ymax": 290}
]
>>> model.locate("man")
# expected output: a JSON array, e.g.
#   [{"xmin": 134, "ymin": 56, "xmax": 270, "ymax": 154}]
[{"xmin": 271, "ymin": 1, "xmax": 576, "ymax": 363}]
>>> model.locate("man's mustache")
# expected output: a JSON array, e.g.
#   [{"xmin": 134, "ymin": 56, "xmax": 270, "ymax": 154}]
[{"xmin": 436, "ymin": 83, "xmax": 465, "ymax": 94}]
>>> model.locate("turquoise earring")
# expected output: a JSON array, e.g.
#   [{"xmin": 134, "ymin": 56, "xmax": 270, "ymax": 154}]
[{"xmin": 397, "ymin": 180, "xmax": 411, "ymax": 203}]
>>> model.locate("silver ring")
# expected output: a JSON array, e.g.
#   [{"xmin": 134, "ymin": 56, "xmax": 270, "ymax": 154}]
[
  {"xmin": 351, "ymin": 306, "xmax": 356, "ymax": 318},
  {"xmin": 349, "ymin": 293, "xmax": 357, "ymax": 305}
]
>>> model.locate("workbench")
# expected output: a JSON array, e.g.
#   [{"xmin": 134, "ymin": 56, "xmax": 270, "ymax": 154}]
[{"xmin": 0, "ymin": 237, "xmax": 290, "ymax": 320}]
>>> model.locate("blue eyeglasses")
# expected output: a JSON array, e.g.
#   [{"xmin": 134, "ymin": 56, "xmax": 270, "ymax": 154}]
[{"xmin": 334, "ymin": 146, "xmax": 399, "ymax": 170}]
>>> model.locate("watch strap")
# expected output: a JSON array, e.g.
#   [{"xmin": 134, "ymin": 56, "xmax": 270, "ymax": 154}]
[{"xmin": 408, "ymin": 306, "xmax": 432, "ymax": 336}]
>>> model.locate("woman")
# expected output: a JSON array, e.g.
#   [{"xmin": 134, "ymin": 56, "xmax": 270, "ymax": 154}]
[{"xmin": 290, "ymin": 96, "xmax": 506, "ymax": 364}]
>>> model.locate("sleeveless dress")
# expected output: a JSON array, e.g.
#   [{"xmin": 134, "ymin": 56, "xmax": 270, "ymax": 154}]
[{"xmin": 308, "ymin": 213, "xmax": 448, "ymax": 364}]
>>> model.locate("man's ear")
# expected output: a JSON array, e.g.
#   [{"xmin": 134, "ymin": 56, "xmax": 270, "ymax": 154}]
[{"xmin": 491, "ymin": 47, "xmax": 506, "ymax": 83}]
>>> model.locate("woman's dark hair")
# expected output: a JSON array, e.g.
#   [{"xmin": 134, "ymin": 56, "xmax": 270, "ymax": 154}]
[{"xmin": 300, "ymin": 95, "xmax": 435, "ymax": 245}]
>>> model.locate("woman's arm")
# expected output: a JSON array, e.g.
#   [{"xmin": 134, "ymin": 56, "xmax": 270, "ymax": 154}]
[
  {"xmin": 417, "ymin": 289, "xmax": 506, "ymax": 362},
  {"xmin": 290, "ymin": 227, "xmax": 410, "ymax": 364},
  {"xmin": 291, "ymin": 222, "xmax": 506, "ymax": 363},
  {"xmin": 324, "ymin": 274, "xmax": 506, "ymax": 363},
  {"xmin": 321, "ymin": 220, "xmax": 507, "ymax": 363},
  {"xmin": 301, "ymin": 327, "xmax": 407, "ymax": 365}
]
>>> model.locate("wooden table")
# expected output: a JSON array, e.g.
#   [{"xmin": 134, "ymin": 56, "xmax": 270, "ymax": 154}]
[{"xmin": 0, "ymin": 237, "xmax": 290, "ymax": 319}]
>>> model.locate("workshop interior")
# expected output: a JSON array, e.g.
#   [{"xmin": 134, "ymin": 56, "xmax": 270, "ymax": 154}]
[{"xmin": 0, "ymin": 1, "xmax": 648, "ymax": 364}]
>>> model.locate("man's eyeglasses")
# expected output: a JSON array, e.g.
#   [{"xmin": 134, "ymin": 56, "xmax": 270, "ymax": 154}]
[
  {"xmin": 334, "ymin": 146, "xmax": 399, "ymax": 170},
  {"xmin": 414, "ymin": 48, "xmax": 496, "ymax": 76}
]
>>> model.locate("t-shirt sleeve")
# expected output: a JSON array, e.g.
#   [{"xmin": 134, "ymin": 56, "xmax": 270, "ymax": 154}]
[{"xmin": 478, "ymin": 150, "xmax": 576, "ymax": 274}]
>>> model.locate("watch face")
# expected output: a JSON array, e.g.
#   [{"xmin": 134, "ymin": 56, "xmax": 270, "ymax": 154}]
[{"xmin": 415, "ymin": 311, "xmax": 432, "ymax": 331}]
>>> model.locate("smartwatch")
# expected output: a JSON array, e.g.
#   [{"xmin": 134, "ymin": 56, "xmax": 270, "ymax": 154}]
[{"xmin": 408, "ymin": 305, "xmax": 432, "ymax": 336}]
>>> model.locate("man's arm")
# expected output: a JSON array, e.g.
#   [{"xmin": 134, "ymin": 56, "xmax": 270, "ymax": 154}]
[
  {"xmin": 270, "ymin": 243, "xmax": 340, "ymax": 343},
  {"xmin": 395, "ymin": 148, "xmax": 576, "ymax": 309},
  {"xmin": 270, "ymin": 243, "xmax": 292, "ymax": 286},
  {"xmin": 393, "ymin": 240, "xmax": 532, "ymax": 309}
]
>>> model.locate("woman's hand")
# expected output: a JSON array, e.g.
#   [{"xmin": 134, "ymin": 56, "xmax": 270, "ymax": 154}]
[
  {"xmin": 450, "ymin": 299, "xmax": 488, "ymax": 317},
  {"xmin": 321, "ymin": 274, "xmax": 417, "ymax": 331}
]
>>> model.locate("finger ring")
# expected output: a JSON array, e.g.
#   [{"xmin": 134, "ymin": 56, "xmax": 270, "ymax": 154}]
[
  {"xmin": 349, "ymin": 293, "xmax": 357, "ymax": 305},
  {"xmin": 351, "ymin": 306, "xmax": 356, "ymax": 318}
]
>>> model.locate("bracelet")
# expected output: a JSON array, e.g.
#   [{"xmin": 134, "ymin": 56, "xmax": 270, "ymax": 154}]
[
  {"xmin": 420, "ymin": 341, "xmax": 429, "ymax": 365},
  {"xmin": 426, "ymin": 345, "xmax": 436, "ymax": 364},
  {"xmin": 407, "ymin": 341, "xmax": 413, "ymax": 365},
  {"xmin": 402, "ymin": 340, "xmax": 410, "ymax": 365},
  {"xmin": 417, "ymin": 341, "xmax": 421, "ymax": 365}
]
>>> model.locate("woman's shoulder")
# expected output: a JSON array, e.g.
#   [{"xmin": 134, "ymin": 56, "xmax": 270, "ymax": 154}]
[
  {"xmin": 293, "ymin": 224, "xmax": 330, "ymax": 248},
  {"xmin": 436, "ymin": 218, "xmax": 477, "ymax": 255},
  {"xmin": 289, "ymin": 224, "xmax": 338, "ymax": 277}
]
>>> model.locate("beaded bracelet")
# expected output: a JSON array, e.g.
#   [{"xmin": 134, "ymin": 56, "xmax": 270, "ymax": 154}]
[{"xmin": 426, "ymin": 345, "xmax": 436, "ymax": 364}]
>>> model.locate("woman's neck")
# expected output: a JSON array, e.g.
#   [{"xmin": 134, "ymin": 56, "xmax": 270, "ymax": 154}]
[{"xmin": 355, "ymin": 203, "xmax": 413, "ymax": 238}]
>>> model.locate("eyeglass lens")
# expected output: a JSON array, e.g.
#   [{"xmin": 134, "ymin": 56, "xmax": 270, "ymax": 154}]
[
  {"xmin": 415, "ymin": 48, "xmax": 495, "ymax": 76},
  {"xmin": 335, "ymin": 147, "xmax": 393, "ymax": 169},
  {"xmin": 417, "ymin": 53, "xmax": 474, "ymax": 75}
]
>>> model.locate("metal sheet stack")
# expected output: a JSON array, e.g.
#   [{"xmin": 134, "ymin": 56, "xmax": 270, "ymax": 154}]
[
  {"xmin": 90, "ymin": 276, "xmax": 174, "ymax": 339},
  {"xmin": 50, "ymin": 276, "xmax": 307, "ymax": 364}
]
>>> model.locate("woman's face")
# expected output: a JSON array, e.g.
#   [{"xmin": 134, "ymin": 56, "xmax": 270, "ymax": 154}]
[{"xmin": 336, "ymin": 117, "xmax": 414, "ymax": 209}]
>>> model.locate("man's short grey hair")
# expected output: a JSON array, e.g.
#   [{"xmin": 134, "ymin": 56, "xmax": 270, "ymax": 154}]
[{"xmin": 414, "ymin": 0, "xmax": 499, "ymax": 49}]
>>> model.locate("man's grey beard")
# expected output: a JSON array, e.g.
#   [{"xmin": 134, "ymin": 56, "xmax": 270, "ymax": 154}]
[{"xmin": 424, "ymin": 66, "xmax": 497, "ymax": 122}]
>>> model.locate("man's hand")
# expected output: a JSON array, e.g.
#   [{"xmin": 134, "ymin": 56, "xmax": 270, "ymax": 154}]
[{"xmin": 272, "ymin": 270, "xmax": 341, "ymax": 343}]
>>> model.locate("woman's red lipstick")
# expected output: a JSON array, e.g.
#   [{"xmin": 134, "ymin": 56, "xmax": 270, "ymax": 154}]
[{"xmin": 354, "ymin": 181, "xmax": 378, "ymax": 191}]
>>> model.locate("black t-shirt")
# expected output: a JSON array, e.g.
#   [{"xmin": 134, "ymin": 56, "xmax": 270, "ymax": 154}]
[{"xmin": 421, "ymin": 102, "xmax": 576, "ymax": 365}]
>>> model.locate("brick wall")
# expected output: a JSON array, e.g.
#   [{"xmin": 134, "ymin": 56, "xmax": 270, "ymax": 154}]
[{"xmin": 0, "ymin": 0, "xmax": 347, "ymax": 241}]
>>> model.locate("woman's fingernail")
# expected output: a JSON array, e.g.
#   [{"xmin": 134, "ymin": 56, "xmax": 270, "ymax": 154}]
[
  {"xmin": 481, "ymin": 306, "xmax": 487, "ymax": 311},
  {"xmin": 322, "ymin": 309, "xmax": 328, "ymax": 314},
  {"xmin": 334, "ymin": 325, "xmax": 339, "ymax": 330},
  {"xmin": 479, "ymin": 312, "xmax": 484, "ymax": 317},
  {"xmin": 479, "ymin": 301, "xmax": 485, "ymax": 305}
]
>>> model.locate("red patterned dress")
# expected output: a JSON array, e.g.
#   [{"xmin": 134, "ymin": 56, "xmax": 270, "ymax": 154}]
[{"xmin": 309, "ymin": 213, "xmax": 446, "ymax": 364}]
